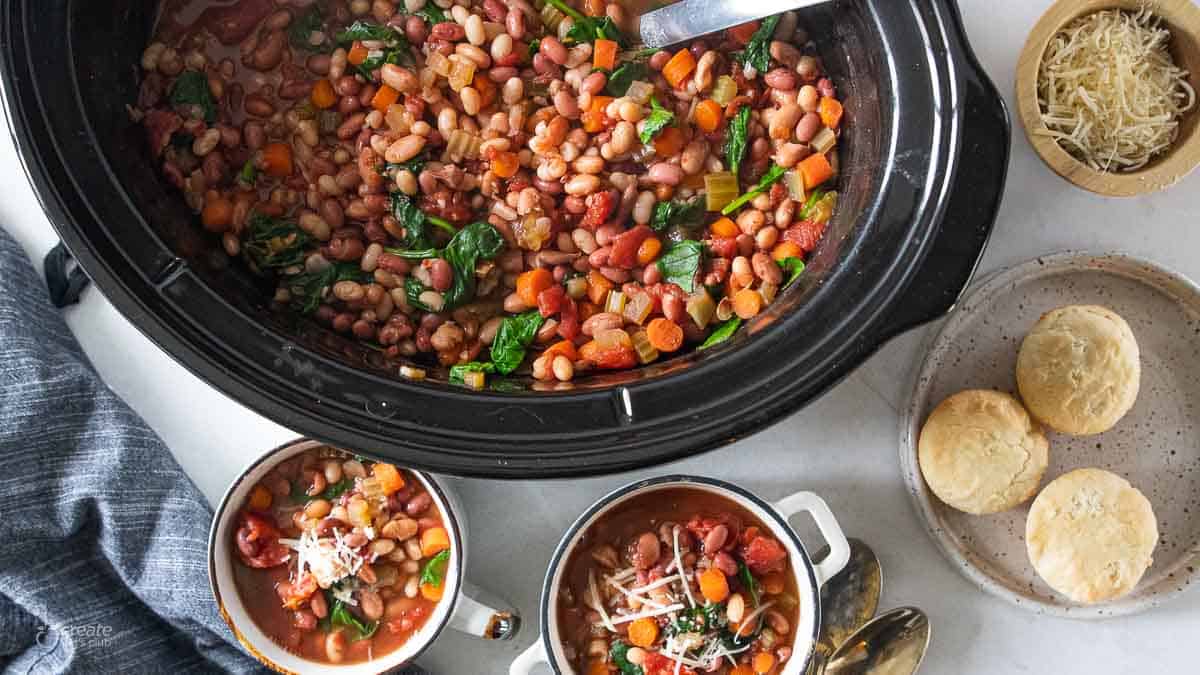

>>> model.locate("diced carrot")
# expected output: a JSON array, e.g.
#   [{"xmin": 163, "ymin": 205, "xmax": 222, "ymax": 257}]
[
  {"xmin": 543, "ymin": 340, "xmax": 579, "ymax": 362},
  {"xmin": 371, "ymin": 84, "xmax": 400, "ymax": 113},
  {"xmin": 699, "ymin": 567, "xmax": 730, "ymax": 603},
  {"xmin": 311, "ymin": 79, "xmax": 337, "ymax": 109},
  {"xmin": 201, "ymin": 196, "xmax": 233, "ymax": 232},
  {"xmin": 627, "ymin": 617, "xmax": 659, "ymax": 648},
  {"xmin": 730, "ymin": 666, "xmax": 755, "ymax": 675},
  {"xmin": 582, "ymin": 95, "xmax": 614, "ymax": 133},
  {"xmin": 710, "ymin": 216, "xmax": 739, "ymax": 238},
  {"xmin": 798, "ymin": 152, "xmax": 834, "ymax": 190},
  {"xmin": 662, "ymin": 48, "xmax": 697, "ymax": 89},
  {"xmin": 586, "ymin": 661, "xmax": 610, "ymax": 675},
  {"xmin": 491, "ymin": 150, "xmax": 519, "ymax": 178},
  {"xmin": 694, "ymin": 99, "xmax": 723, "ymax": 133},
  {"xmin": 347, "ymin": 41, "xmax": 368, "ymax": 66},
  {"xmin": 653, "ymin": 126, "xmax": 685, "ymax": 158},
  {"xmin": 761, "ymin": 572, "xmax": 786, "ymax": 595},
  {"xmin": 578, "ymin": 340, "xmax": 599, "ymax": 362},
  {"xmin": 261, "ymin": 142, "xmax": 293, "ymax": 178},
  {"xmin": 248, "ymin": 484, "xmax": 273, "ymax": 511},
  {"xmin": 728, "ymin": 21, "xmax": 761, "ymax": 45},
  {"xmin": 593, "ymin": 38, "xmax": 618, "ymax": 71},
  {"xmin": 420, "ymin": 526, "xmax": 451, "ymax": 557},
  {"xmin": 372, "ymin": 462, "xmax": 405, "ymax": 495},
  {"xmin": 586, "ymin": 270, "xmax": 614, "ymax": 305},
  {"xmin": 753, "ymin": 652, "xmax": 777, "ymax": 674},
  {"xmin": 420, "ymin": 582, "xmax": 445, "ymax": 601},
  {"xmin": 819, "ymin": 96, "xmax": 844, "ymax": 129},
  {"xmin": 473, "ymin": 73, "xmax": 496, "ymax": 108},
  {"xmin": 646, "ymin": 318, "xmax": 683, "ymax": 352},
  {"xmin": 516, "ymin": 269, "xmax": 555, "ymax": 307},
  {"xmin": 733, "ymin": 288, "xmax": 763, "ymax": 319},
  {"xmin": 771, "ymin": 241, "xmax": 804, "ymax": 261},
  {"xmin": 636, "ymin": 236, "xmax": 662, "ymax": 266}
]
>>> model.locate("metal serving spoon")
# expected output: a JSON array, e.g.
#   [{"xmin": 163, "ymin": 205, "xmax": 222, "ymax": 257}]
[
  {"xmin": 639, "ymin": 0, "xmax": 831, "ymax": 49},
  {"xmin": 823, "ymin": 607, "xmax": 931, "ymax": 675},
  {"xmin": 807, "ymin": 538, "xmax": 883, "ymax": 675}
]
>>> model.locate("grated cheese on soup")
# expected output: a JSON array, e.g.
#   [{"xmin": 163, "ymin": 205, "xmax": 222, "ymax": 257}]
[{"xmin": 1037, "ymin": 7, "xmax": 1195, "ymax": 172}]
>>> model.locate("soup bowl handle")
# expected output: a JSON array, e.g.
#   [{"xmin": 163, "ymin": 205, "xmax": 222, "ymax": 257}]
[
  {"xmin": 772, "ymin": 491, "xmax": 851, "ymax": 588},
  {"xmin": 448, "ymin": 580, "xmax": 521, "ymax": 640},
  {"xmin": 509, "ymin": 640, "xmax": 550, "ymax": 675}
]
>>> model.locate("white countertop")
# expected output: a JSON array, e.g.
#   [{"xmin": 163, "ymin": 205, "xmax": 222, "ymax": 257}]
[{"xmin": 3, "ymin": 2, "xmax": 1199, "ymax": 673}]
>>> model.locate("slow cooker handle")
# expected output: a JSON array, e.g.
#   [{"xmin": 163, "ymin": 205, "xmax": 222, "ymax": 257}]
[
  {"xmin": 873, "ymin": 64, "xmax": 1011, "ymax": 341},
  {"xmin": 773, "ymin": 491, "xmax": 850, "ymax": 588}
]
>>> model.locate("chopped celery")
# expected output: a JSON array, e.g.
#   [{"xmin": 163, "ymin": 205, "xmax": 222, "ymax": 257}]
[
  {"xmin": 686, "ymin": 291, "xmax": 716, "ymax": 329},
  {"xmin": 711, "ymin": 76, "xmax": 738, "ymax": 106},
  {"xmin": 811, "ymin": 127, "xmax": 837, "ymax": 155},
  {"xmin": 623, "ymin": 291, "xmax": 653, "ymax": 325},
  {"xmin": 605, "ymin": 289, "xmax": 627, "ymax": 314},
  {"xmin": 631, "ymin": 330, "xmax": 659, "ymax": 364},
  {"xmin": 784, "ymin": 169, "xmax": 806, "ymax": 202},
  {"xmin": 704, "ymin": 172, "xmax": 739, "ymax": 212}
]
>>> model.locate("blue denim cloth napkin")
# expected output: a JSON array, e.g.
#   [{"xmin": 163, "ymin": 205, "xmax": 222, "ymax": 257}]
[{"xmin": 0, "ymin": 225, "xmax": 263, "ymax": 674}]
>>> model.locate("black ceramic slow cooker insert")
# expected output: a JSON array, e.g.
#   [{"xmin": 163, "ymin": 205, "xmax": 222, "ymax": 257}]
[{"xmin": 1, "ymin": 0, "xmax": 1010, "ymax": 477}]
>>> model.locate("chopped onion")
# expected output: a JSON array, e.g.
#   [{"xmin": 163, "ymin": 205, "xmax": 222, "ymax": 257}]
[
  {"xmin": 811, "ymin": 127, "xmax": 837, "ymax": 155},
  {"xmin": 631, "ymin": 330, "xmax": 659, "ymax": 364},
  {"xmin": 783, "ymin": 170, "xmax": 806, "ymax": 202},
  {"xmin": 624, "ymin": 292, "xmax": 653, "ymax": 325},
  {"xmin": 711, "ymin": 76, "xmax": 738, "ymax": 106},
  {"xmin": 626, "ymin": 81, "xmax": 655, "ymax": 105},
  {"xmin": 686, "ymin": 292, "xmax": 716, "ymax": 329}
]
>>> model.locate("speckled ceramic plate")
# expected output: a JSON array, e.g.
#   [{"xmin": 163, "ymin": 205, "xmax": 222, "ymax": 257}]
[{"xmin": 900, "ymin": 252, "xmax": 1200, "ymax": 618}]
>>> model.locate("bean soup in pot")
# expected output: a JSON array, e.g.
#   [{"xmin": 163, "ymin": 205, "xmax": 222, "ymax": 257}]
[
  {"xmin": 557, "ymin": 488, "xmax": 801, "ymax": 675},
  {"xmin": 233, "ymin": 445, "xmax": 451, "ymax": 664},
  {"xmin": 133, "ymin": 0, "xmax": 843, "ymax": 387}
]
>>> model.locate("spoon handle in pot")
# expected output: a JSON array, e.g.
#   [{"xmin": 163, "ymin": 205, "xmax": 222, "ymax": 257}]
[{"xmin": 639, "ymin": 0, "xmax": 829, "ymax": 49}]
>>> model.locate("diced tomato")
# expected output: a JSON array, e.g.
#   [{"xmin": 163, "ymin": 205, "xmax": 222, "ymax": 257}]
[
  {"xmin": 608, "ymin": 225, "xmax": 654, "ymax": 269},
  {"xmin": 579, "ymin": 190, "xmax": 617, "ymax": 229},
  {"xmin": 280, "ymin": 571, "xmax": 318, "ymax": 610},
  {"xmin": 783, "ymin": 219, "xmax": 827, "ymax": 253},
  {"xmin": 685, "ymin": 513, "xmax": 743, "ymax": 551},
  {"xmin": 644, "ymin": 652, "xmax": 697, "ymax": 675},
  {"xmin": 234, "ymin": 511, "xmax": 290, "ymax": 569},
  {"xmin": 537, "ymin": 284, "xmax": 565, "ymax": 317},
  {"xmin": 558, "ymin": 297, "xmax": 580, "ymax": 340},
  {"xmin": 741, "ymin": 535, "xmax": 788, "ymax": 575},
  {"xmin": 706, "ymin": 237, "xmax": 738, "ymax": 259}
]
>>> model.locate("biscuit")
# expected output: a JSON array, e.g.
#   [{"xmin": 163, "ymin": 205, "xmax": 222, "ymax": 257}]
[
  {"xmin": 1025, "ymin": 468, "xmax": 1157, "ymax": 603},
  {"xmin": 918, "ymin": 389, "xmax": 1049, "ymax": 514},
  {"xmin": 1016, "ymin": 305, "xmax": 1140, "ymax": 435}
]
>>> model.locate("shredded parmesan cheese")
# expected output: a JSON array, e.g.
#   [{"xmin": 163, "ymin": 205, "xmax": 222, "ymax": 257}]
[
  {"xmin": 280, "ymin": 528, "xmax": 364, "ymax": 589},
  {"xmin": 609, "ymin": 603, "xmax": 686, "ymax": 624},
  {"xmin": 1037, "ymin": 7, "xmax": 1195, "ymax": 171},
  {"xmin": 588, "ymin": 570, "xmax": 617, "ymax": 633},
  {"xmin": 672, "ymin": 527, "xmax": 697, "ymax": 609}
]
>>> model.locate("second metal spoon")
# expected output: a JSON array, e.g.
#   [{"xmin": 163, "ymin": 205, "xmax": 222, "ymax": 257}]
[
  {"xmin": 807, "ymin": 538, "xmax": 883, "ymax": 675},
  {"xmin": 638, "ymin": 0, "xmax": 831, "ymax": 49},
  {"xmin": 823, "ymin": 607, "xmax": 931, "ymax": 675}
]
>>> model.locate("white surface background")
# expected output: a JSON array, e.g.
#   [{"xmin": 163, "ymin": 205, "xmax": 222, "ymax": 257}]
[{"xmin": 3, "ymin": 1, "xmax": 1199, "ymax": 673}]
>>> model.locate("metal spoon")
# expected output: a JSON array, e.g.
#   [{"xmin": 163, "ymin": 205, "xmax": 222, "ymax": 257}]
[
  {"xmin": 823, "ymin": 607, "xmax": 931, "ymax": 675},
  {"xmin": 639, "ymin": 0, "xmax": 830, "ymax": 49},
  {"xmin": 806, "ymin": 538, "xmax": 883, "ymax": 675}
]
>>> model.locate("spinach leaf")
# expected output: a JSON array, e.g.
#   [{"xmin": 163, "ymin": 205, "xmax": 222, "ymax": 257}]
[
  {"xmin": 321, "ymin": 478, "xmax": 354, "ymax": 501},
  {"xmin": 169, "ymin": 71, "xmax": 216, "ymax": 124},
  {"xmin": 243, "ymin": 213, "xmax": 312, "ymax": 271},
  {"xmin": 384, "ymin": 155, "xmax": 427, "ymax": 177},
  {"xmin": 740, "ymin": 15, "xmax": 780, "ymax": 73},
  {"xmin": 639, "ymin": 96, "xmax": 675, "ymax": 145},
  {"xmin": 412, "ymin": 5, "xmax": 448, "ymax": 25},
  {"xmin": 739, "ymin": 561, "xmax": 761, "ymax": 607},
  {"xmin": 724, "ymin": 105, "xmax": 751, "ymax": 179},
  {"xmin": 721, "ymin": 163, "xmax": 788, "ymax": 215},
  {"xmin": 419, "ymin": 549, "xmax": 451, "ymax": 587},
  {"xmin": 528, "ymin": 39, "xmax": 541, "ymax": 61},
  {"xmin": 699, "ymin": 317, "xmax": 742, "ymax": 350},
  {"xmin": 405, "ymin": 276, "xmax": 431, "ymax": 311},
  {"xmin": 288, "ymin": 4, "xmax": 326, "ymax": 51},
  {"xmin": 285, "ymin": 263, "xmax": 371, "ymax": 315},
  {"xmin": 388, "ymin": 193, "xmax": 458, "ymax": 251},
  {"xmin": 489, "ymin": 310, "xmax": 544, "ymax": 375},
  {"xmin": 667, "ymin": 603, "xmax": 726, "ymax": 637},
  {"xmin": 605, "ymin": 61, "xmax": 648, "ymax": 96},
  {"xmin": 608, "ymin": 640, "xmax": 644, "ymax": 675},
  {"xmin": 238, "ymin": 159, "xmax": 258, "ymax": 185},
  {"xmin": 356, "ymin": 48, "xmax": 410, "ymax": 80},
  {"xmin": 329, "ymin": 597, "xmax": 379, "ymax": 640},
  {"xmin": 650, "ymin": 198, "xmax": 704, "ymax": 233},
  {"xmin": 289, "ymin": 479, "xmax": 310, "ymax": 504},
  {"xmin": 656, "ymin": 240, "xmax": 704, "ymax": 293},
  {"xmin": 336, "ymin": 20, "xmax": 397, "ymax": 44},
  {"xmin": 489, "ymin": 378, "xmax": 523, "ymax": 393},
  {"xmin": 441, "ymin": 221, "xmax": 504, "ymax": 309},
  {"xmin": 779, "ymin": 257, "xmax": 806, "ymax": 287},
  {"xmin": 449, "ymin": 361, "xmax": 495, "ymax": 385},
  {"xmin": 547, "ymin": 0, "xmax": 628, "ymax": 46}
]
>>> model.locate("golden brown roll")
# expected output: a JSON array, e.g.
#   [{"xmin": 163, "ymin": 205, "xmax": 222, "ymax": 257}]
[
  {"xmin": 918, "ymin": 389, "xmax": 1049, "ymax": 514},
  {"xmin": 1016, "ymin": 305, "xmax": 1140, "ymax": 435},
  {"xmin": 1026, "ymin": 468, "xmax": 1157, "ymax": 604}
]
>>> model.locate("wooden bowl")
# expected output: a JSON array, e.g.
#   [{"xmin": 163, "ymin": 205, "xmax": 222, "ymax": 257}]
[{"xmin": 1015, "ymin": 0, "xmax": 1200, "ymax": 196}]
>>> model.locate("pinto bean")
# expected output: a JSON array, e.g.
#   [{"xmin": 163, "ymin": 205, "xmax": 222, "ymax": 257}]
[
  {"xmin": 381, "ymin": 64, "xmax": 419, "ymax": 93},
  {"xmin": 540, "ymin": 36, "xmax": 568, "ymax": 65},
  {"xmin": 382, "ymin": 517, "xmax": 420, "ymax": 541},
  {"xmin": 703, "ymin": 524, "xmax": 729, "ymax": 554},
  {"xmin": 713, "ymin": 551, "xmax": 738, "ymax": 576},
  {"xmin": 244, "ymin": 94, "xmax": 275, "ymax": 117},
  {"xmin": 250, "ymin": 31, "xmax": 286, "ymax": 71},
  {"xmin": 404, "ymin": 492, "xmax": 432, "ymax": 516},
  {"xmin": 631, "ymin": 532, "xmax": 661, "ymax": 570},
  {"xmin": 753, "ymin": 252, "xmax": 783, "ymax": 285},
  {"xmin": 764, "ymin": 67, "xmax": 798, "ymax": 90},
  {"xmin": 506, "ymin": 8, "xmax": 526, "ymax": 40},
  {"xmin": 795, "ymin": 112, "xmax": 822, "ymax": 143},
  {"xmin": 359, "ymin": 589, "xmax": 384, "ymax": 621},
  {"xmin": 337, "ymin": 112, "xmax": 366, "ymax": 140},
  {"xmin": 582, "ymin": 312, "xmax": 622, "ymax": 336}
]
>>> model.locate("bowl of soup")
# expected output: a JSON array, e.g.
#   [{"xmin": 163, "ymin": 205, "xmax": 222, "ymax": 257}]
[
  {"xmin": 510, "ymin": 475, "xmax": 850, "ymax": 674},
  {"xmin": 209, "ymin": 439, "xmax": 519, "ymax": 673}
]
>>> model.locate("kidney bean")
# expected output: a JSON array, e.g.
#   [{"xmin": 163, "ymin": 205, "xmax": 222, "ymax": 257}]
[
  {"xmin": 278, "ymin": 79, "xmax": 313, "ymax": 99},
  {"xmin": 540, "ymin": 36, "xmax": 568, "ymax": 66},
  {"xmin": 358, "ymin": 83, "xmax": 378, "ymax": 108},
  {"xmin": 250, "ymin": 31, "xmax": 286, "ymax": 71},
  {"xmin": 764, "ymin": 67, "xmax": 798, "ymax": 90},
  {"xmin": 293, "ymin": 610, "xmax": 318, "ymax": 631},
  {"xmin": 703, "ymin": 524, "xmax": 729, "ymax": 554},
  {"xmin": 427, "ymin": 258, "xmax": 453, "ymax": 292},
  {"xmin": 581, "ymin": 312, "xmax": 622, "ymax": 337},
  {"xmin": 647, "ymin": 162, "xmax": 683, "ymax": 186},
  {"xmin": 753, "ymin": 252, "xmax": 783, "ymax": 285},
  {"xmin": 631, "ymin": 532, "xmax": 661, "ymax": 570},
  {"xmin": 506, "ymin": 8, "xmax": 526, "ymax": 39},
  {"xmin": 204, "ymin": 0, "xmax": 274, "ymax": 45},
  {"xmin": 363, "ymin": 193, "xmax": 390, "ymax": 216},
  {"xmin": 404, "ymin": 492, "xmax": 432, "ymax": 516},
  {"xmin": 662, "ymin": 292, "xmax": 685, "ymax": 323},
  {"xmin": 642, "ymin": 265, "xmax": 662, "ymax": 285},
  {"xmin": 795, "ymin": 112, "xmax": 822, "ymax": 143},
  {"xmin": 359, "ymin": 589, "xmax": 384, "ymax": 621},
  {"xmin": 243, "ymin": 94, "xmax": 275, "ymax": 117},
  {"xmin": 581, "ymin": 71, "xmax": 607, "ymax": 96},
  {"xmin": 431, "ymin": 22, "xmax": 465, "ymax": 41},
  {"xmin": 337, "ymin": 112, "xmax": 366, "ymax": 140},
  {"xmin": 338, "ymin": 95, "xmax": 362, "ymax": 115},
  {"xmin": 334, "ymin": 75, "xmax": 361, "ymax": 97},
  {"xmin": 306, "ymin": 53, "xmax": 331, "ymax": 75},
  {"xmin": 713, "ymin": 551, "xmax": 738, "ymax": 576}
]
